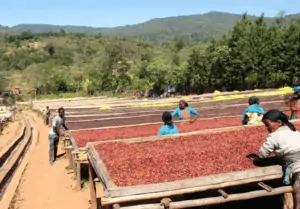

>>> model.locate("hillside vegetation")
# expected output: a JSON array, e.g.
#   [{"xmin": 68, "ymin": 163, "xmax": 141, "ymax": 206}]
[
  {"xmin": 0, "ymin": 13, "xmax": 300, "ymax": 97},
  {"xmin": 2, "ymin": 11, "xmax": 300, "ymax": 42}
]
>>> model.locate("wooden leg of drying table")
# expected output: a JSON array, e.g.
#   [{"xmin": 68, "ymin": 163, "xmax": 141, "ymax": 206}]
[
  {"xmin": 73, "ymin": 154, "xmax": 77, "ymax": 180},
  {"xmin": 283, "ymin": 192, "xmax": 294, "ymax": 209},
  {"xmin": 76, "ymin": 162, "xmax": 82, "ymax": 190},
  {"xmin": 65, "ymin": 148, "xmax": 73, "ymax": 170},
  {"xmin": 89, "ymin": 159, "xmax": 97, "ymax": 209}
]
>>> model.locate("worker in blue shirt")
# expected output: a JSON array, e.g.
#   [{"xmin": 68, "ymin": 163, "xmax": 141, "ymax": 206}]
[
  {"xmin": 242, "ymin": 96, "xmax": 265, "ymax": 125},
  {"xmin": 158, "ymin": 111, "xmax": 179, "ymax": 136},
  {"xmin": 171, "ymin": 100, "xmax": 199, "ymax": 123}
]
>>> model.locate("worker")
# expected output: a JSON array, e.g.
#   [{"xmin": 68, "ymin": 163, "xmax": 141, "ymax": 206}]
[
  {"xmin": 242, "ymin": 96, "xmax": 265, "ymax": 125},
  {"xmin": 247, "ymin": 110, "xmax": 300, "ymax": 209},
  {"xmin": 287, "ymin": 86, "xmax": 300, "ymax": 120},
  {"xmin": 158, "ymin": 111, "xmax": 179, "ymax": 136},
  {"xmin": 45, "ymin": 106, "xmax": 51, "ymax": 125},
  {"xmin": 48, "ymin": 107, "xmax": 68, "ymax": 165},
  {"xmin": 171, "ymin": 100, "xmax": 199, "ymax": 122}
]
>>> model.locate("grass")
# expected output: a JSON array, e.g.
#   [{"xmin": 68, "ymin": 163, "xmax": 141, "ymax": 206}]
[{"xmin": 30, "ymin": 91, "xmax": 132, "ymax": 101}]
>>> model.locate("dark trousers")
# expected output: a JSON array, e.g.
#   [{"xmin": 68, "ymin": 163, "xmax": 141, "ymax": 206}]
[
  {"xmin": 45, "ymin": 115, "xmax": 50, "ymax": 125},
  {"xmin": 49, "ymin": 135, "xmax": 59, "ymax": 163},
  {"xmin": 293, "ymin": 172, "xmax": 300, "ymax": 209}
]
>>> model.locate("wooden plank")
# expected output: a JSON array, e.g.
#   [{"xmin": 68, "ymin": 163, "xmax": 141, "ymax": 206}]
[
  {"xmin": 113, "ymin": 204, "xmax": 121, "ymax": 209},
  {"xmin": 65, "ymin": 148, "xmax": 73, "ymax": 170},
  {"xmin": 69, "ymin": 135, "xmax": 78, "ymax": 150},
  {"xmin": 88, "ymin": 159, "xmax": 97, "ymax": 209},
  {"xmin": 87, "ymin": 144, "xmax": 117, "ymax": 190},
  {"xmin": 76, "ymin": 162, "xmax": 81, "ymax": 190},
  {"xmin": 72, "ymin": 154, "xmax": 77, "ymax": 180},
  {"xmin": 257, "ymin": 182, "xmax": 273, "ymax": 192},
  {"xmin": 120, "ymin": 186, "xmax": 293, "ymax": 209},
  {"xmin": 283, "ymin": 192, "xmax": 294, "ymax": 209},
  {"xmin": 101, "ymin": 173, "xmax": 281, "ymax": 205},
  {"xmin": 217, "ymin": 189, "xmax": 228, "ymax": 198}
]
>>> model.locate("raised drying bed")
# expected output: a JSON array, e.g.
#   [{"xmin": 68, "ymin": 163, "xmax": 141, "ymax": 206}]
[
  {"xmin": 63, "ymin": 94, "xmax": 285, "ymax": 116},
  {"xmin": 69, "ymin": 109, "xmax": 290, "ymax": 191},
  {"xmin": 87, "ymin": 120, "xmax": 300, "ymax": 208},
  {"xmin": 67, "ymin": 115, "xmax": 242, "ymax": 190},
  {"xmin": 67, "ymin": 101, "xmax": 288, "ymax": 130},
  {"xmin": 71, "ymin": 116, "xmax": 242, "ymax": 148}
]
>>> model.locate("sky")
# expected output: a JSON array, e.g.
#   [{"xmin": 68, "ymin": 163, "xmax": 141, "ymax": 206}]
[{"xmin": 1, "ymin": 0, "xmax": 299, "ymax": 27}]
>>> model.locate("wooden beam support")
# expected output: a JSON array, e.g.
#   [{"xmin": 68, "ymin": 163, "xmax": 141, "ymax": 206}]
[
  {"xmin": 283, "ymin": 192, "xmax": 294, "ymax": 209},
  {"xmin": 258, "ymin": 182, "xmax": 273, "ymax": 192},
  {"xmin": 121, "ymin": 186, "xmax": 293, "ymax": 209},
  {"xmin": 76, "ymin": 162, "xmax": 81, "ymax": 190},
  {"xmin": 113, "ymin": 204, "xmax": 121, "ymax": 209},
  {"xmin": 72, "ymin": 153, "xmax": 77, "ymax": 180},
  {"xmin": 217, "ymin": 189, "xmax": 229, "ymax": 198},
  {"xmin": 88, "ymin": 159, "xmax": 97, "ymax": 209}
]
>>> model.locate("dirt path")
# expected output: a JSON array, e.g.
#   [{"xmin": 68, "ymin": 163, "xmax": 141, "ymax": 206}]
[
  {"xmin": 10, "ymin": 113, "xmax": 90, "ymax": 209},
  {"xmin": 0, "ymin": 118, "xmax": 22, "ymax": 152}
]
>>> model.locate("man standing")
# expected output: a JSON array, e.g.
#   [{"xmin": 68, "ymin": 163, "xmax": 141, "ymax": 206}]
[
  {"xmin": 48, "ymin": 107, "xmax": 68, "ymax": 165},
  {"xmin": 45, "ymin": 106, "xmax": 51, "ymax": 125}
]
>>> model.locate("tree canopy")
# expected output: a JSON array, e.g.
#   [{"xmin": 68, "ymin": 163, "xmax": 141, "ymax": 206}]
[{"xmin": 1, "ymin": 14, "xmax": 300, "ymax": 96}]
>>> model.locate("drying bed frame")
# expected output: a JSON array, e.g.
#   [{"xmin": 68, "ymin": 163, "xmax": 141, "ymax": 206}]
[
  {"xmin": 86, "ymin": 120, "xmax": 300, "ymax": 209},
  {"xmin": 65, "ymin": 106, "xmax": 291, "ymax": 190},
  {"xmin": 65, "ymin": 114, "xmax": 240, "ymax": 190},
  {"xmin": 66, "ymin": 100, "xmax": 287, "ymax": 130}
]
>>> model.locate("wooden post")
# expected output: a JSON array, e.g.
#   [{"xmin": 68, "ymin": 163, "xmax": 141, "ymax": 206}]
[
  {"xmin": 76, "ymin": 162, "xmax": 81, "ymax": 190},
  {"xmin": 283, "ymin": 192, "xmax": 294, "ymax": 209},
  {"xmin": 73, "ymin": 153, "xmax": 77, "ymax": 179},
  {"xmin": 65, "ymin": 147, "xmax": 73, "ymax": 169},
  {"xmin": 89, "ymin": 159, "xmax": 97, "ymax": 209}
]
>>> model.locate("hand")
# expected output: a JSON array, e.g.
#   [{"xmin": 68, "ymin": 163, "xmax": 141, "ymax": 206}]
[{"xmin": 246, "ymin": 153, "xmax": 260, "ymax": 161}]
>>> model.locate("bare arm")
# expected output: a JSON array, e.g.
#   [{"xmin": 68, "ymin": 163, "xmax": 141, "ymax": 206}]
[
  {"xmin": 62, "ymin": 118, "xmax": 68, "ymax": 131},
  {"xmin": 62, "ymin": 123, "xmax": 68, "ymax": 131}
]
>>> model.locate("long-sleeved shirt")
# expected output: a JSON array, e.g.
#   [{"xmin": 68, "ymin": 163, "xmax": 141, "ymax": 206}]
[
  {"xmin": 158, "ymin": 124, "xmax": 179, "ymax": 136},
  {"xmin": 241, "ymin": 104, "xmax": 265, "ymax": 122},
  {"xmin": 258, "ymin": 126, "xmax": 300, "ymax": 173},
  {"xmin": 171, "ymin": 107, "xmax": 199, "ymax": 120}
]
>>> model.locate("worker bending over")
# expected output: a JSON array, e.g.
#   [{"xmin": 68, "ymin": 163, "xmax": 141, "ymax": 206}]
[
  {"xmin": 248, "ymin": 110, "xmax": 300, "ymax": 209},
  {"xmin": 242, "ymin": 96, "xmax": 265, "ymax": 125},
  {"xmin": 158, "ymin": 111, "xmax": 179, "ymax": 136},
  {"xmin": 172, "ymin": 100, "xmax": 199, "ymax": 123},
  {"xmin": 48, "ymin": 107, "xmax": 68, "ymax": 165}
]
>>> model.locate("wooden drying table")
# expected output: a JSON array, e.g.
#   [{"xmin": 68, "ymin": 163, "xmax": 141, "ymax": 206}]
[
  {"xmin": 87, "ymin": 140, "xmax": 294, "ymax": 209},
  {"xmin": 86, "ymin": 120, "xmax": 300, "ymax": 208},
  {"xmin": 64, "ymin": 111, "xmax": 293, "ymax": 191},
  {"xmin": 63, "ymin": 112, "xmax": 246, "ymax": 190}
]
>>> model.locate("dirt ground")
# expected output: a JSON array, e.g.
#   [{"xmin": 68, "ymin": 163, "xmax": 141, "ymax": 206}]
[
  {"xmin": 0, "ymin": 119, "xmax": 22, "ymax": 152},
  {"xmin": 10, "ymin": 113, "xmax": 90, "ymax": 209}
]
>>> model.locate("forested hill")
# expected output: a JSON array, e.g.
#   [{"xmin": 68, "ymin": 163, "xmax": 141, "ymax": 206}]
[
  {"xmin": 2, "ymin": 11, "xmax": 300, "ymax": 42},
  {"xmin": 1, "ymin": 13, "xmax": 300, "ymax": 96}
]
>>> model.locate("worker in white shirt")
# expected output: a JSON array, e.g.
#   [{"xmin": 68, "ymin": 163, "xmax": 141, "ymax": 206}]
[
  {"xmin": 247, "ymin": 110, "xmax": 300, "ymax": 209},
  {"xmin": 48, "ymin": 107, "xmax": 68, "ymax": 165}
]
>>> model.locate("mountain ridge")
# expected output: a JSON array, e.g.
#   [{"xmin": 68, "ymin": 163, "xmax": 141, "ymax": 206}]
[{"xmin": 2, "ymin": 11, "xmax": 300, "ymax": 42}]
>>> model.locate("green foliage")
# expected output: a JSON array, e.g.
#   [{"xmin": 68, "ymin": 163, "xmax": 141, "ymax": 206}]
[
  {"xmin": 1, "ymin": 13, "xmax": 300, "ymax": 97},
  {"xmin": 2, "ymin": 12, "xmax": 300, "ymax": 42}
]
